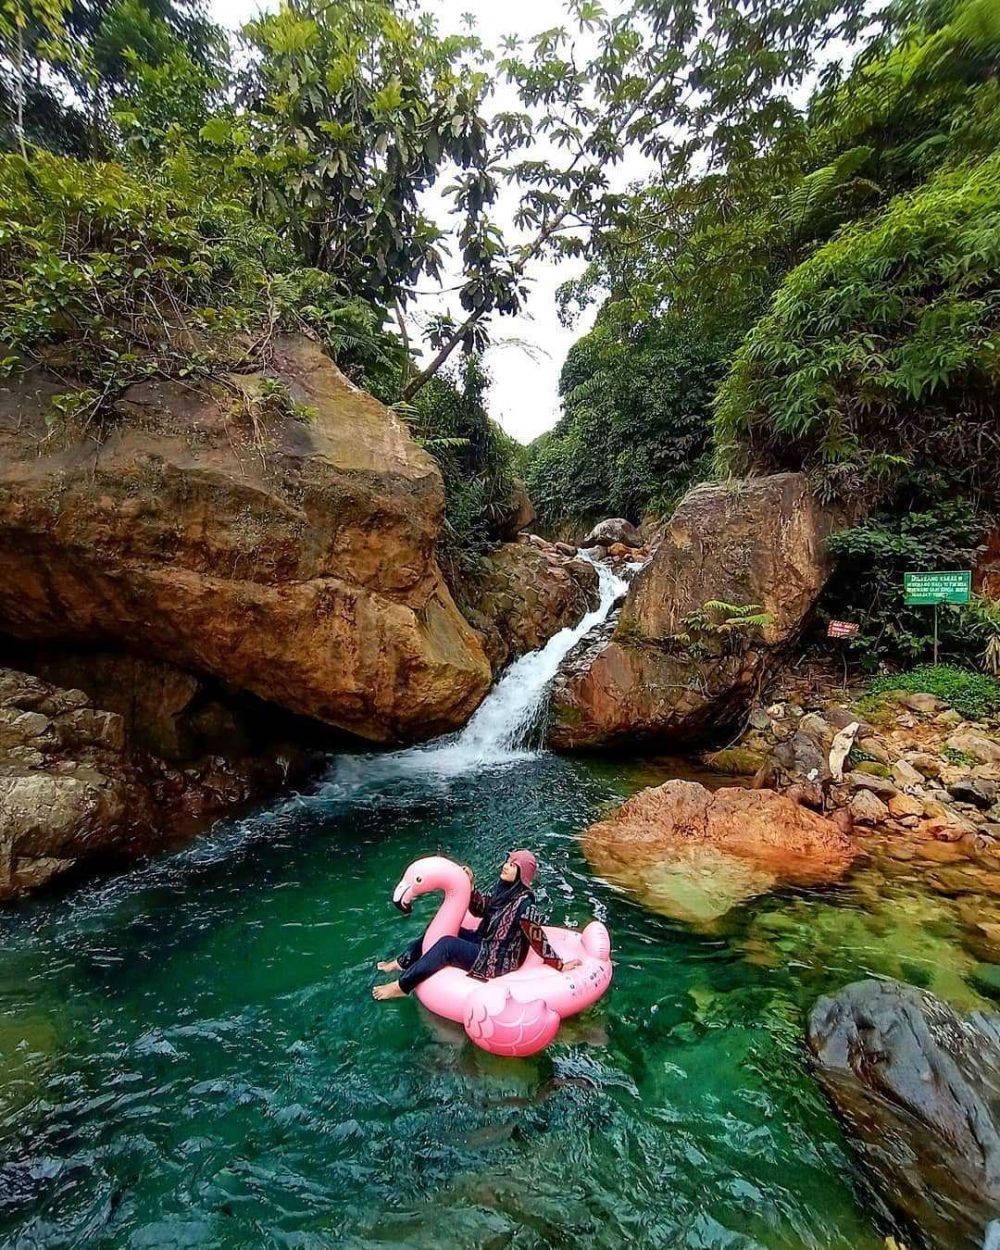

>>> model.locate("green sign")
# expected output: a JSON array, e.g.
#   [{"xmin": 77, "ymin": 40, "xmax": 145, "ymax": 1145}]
[{"xmin": 903, "ymin": 570, "xmax": 972, "ymax": 605}]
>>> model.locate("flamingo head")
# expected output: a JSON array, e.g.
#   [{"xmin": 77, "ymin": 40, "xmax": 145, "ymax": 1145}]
[{"xmin": 391, "ymin": 855, "xmax": 469, "ymax": 916}]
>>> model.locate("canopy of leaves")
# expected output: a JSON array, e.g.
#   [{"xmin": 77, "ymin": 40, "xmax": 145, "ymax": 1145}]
[
  {"xmin": 525, "ymin": 309, "xmax": 723, "ymax": 527},
  {"xmin": 0, "ymin": 150, "xmax": 404, "ymax": 408},
  {"xmin": 404, "ymin": 355, "xmax": 519, "ymax": 571},
  {"xmin": 713, "ymin": 149, "xmax": 1000, "ymax": 505}
]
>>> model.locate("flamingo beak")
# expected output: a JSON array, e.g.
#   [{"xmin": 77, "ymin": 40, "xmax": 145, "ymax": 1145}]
[{"xmin": 392, "ymin": 879, "xmax": 412, "ymax": 915}]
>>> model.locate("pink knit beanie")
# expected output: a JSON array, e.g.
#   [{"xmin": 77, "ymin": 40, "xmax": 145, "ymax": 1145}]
[{"xmin": 507, "ymin": 849, "xmax": 537, "ymax": 886}]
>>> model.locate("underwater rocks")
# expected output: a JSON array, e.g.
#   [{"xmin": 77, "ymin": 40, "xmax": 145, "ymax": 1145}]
[
  {"xmin": 549, "ymin": 474, "xmax": 843, "ymax": 750},
  {"xmin": 452, "ymin": 542, "xmax": 599, "ymax": 674},
  {"xmin": 808, "ymin": 979, "xmax": 1000, "ymax": 1250},
  {"xmin": 580, "ymin": 779, "xmax": 858, "ymax": 923},
  {"xmin": 0, "ymin": 665, "xmax": 306, "ymax": 900},
  {"xmin": 0, "ymin": 334, "xmax": 490, "ymax": 744}
]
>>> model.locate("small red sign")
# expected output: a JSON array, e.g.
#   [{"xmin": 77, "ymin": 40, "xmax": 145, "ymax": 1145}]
[{"xmin": 827, "ymin": 620, "xmax": 860, "ymax": 638}]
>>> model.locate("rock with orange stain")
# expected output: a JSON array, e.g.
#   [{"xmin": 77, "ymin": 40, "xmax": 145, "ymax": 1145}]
[{"xmin": 581, "ymin": 778, "xmax": 858, "ymax": 922}]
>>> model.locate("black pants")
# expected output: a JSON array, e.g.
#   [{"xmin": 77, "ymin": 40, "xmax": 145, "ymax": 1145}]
[{"xmin": 398, "ymin": 928, "xmax": 481, "ymax": 994}]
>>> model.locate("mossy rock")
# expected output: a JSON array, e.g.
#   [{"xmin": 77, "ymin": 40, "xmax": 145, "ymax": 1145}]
[
  {"xmin": 852, "ymin": 760, "xmax": 892, "ymax": 779},
  {"xmin": 704, "ymin": 747, "xmax": 768, "ymax": 776}
]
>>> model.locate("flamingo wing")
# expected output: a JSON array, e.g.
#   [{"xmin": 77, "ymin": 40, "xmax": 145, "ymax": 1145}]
[{"xmin": 464, "ymin": 983, "xmax": 561, "ymax": 1057}]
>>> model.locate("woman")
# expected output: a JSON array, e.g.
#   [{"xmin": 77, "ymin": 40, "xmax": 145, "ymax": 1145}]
[{"xmin": 372, "ymin": 849, "xmax": 578, "ymax": 1001}]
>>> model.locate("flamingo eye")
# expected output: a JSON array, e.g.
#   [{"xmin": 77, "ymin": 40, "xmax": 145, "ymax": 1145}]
[{"xmin": 415, "ymin": 875, "xmax": 422, "ymax": 884}]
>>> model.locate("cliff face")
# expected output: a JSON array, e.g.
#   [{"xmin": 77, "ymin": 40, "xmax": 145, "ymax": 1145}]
[
  {"xmin": 0, "ymin": 665, "xmax": 308, "ymax": 900},
  {"xmin": 549, "ymin": 474, "xmax": 843, "ymax": 749},
  {"xmin": 0, "ymin": 335, "xmax": 491, "ymax": 744}
]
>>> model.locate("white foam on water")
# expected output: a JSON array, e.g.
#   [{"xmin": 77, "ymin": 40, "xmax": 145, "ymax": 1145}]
[{"xmin": 328, "ymin": 554, "xmax": 628, "ymax": 787}]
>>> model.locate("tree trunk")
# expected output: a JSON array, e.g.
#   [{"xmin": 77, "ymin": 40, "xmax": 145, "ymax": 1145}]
[{"xmin": 13, "ymin": 21, "xmax": 27, "ymax": 157}]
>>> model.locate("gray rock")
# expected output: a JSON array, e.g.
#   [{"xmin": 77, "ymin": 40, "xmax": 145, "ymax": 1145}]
[
  {"xmin": 849, "ymin": 789, "xmax": 888, "ymax": 825},
  {"xmin": 948, "ymin": 777, "xmax": 999, "ymax": 810},
  {"xmin": 799, "ymin": 712, "xmax": 834, "ymax": 745},
  {"xmin": 846, "ymin": 771, "xmax": 899, "ymax": 798},
  {"xmin": 581, "ymin": 518, "xmax": 642, "ymax": 549},
  {"xmin": 948, "ymin": 732, "xmax": 1000, "ymax": 766},
  {"xmin": 808, "ymin": 979, "xmax": 1000, "ymax": 1250},
  {"xmin": 860, "ymin": 737, "xmax": 891, "ymax": 764},
  {"xmin": 892, "ymin": 758, "xmax": 925, "ymax": 791},
  {"xmin": 897, "ymin": 691, "xmax": 942, "ymax": 714}
]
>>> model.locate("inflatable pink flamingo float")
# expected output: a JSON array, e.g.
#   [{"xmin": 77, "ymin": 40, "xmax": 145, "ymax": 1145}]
[{"xmin": 390, "ymin": 855, "xmax": 613, "ymax": 1057}]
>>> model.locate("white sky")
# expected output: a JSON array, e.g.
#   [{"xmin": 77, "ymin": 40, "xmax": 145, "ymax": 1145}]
[{"xmin": 208, "ymin": 0, "xmax": 645, "ymax": 443}]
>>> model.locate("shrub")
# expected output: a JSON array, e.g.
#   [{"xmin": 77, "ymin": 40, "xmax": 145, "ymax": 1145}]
[
  {"xmin": 713, "ymin": 151, "xmax": 1000, "ymax": 506},
  {"xmin": 0, "ymin": 150, "xmax": 403, "ymax": 415},
  {"xmin": 403, "ymin": 355, "xmax": 518, "ymax": 572},
  {"xmin": 820, "ymin": 498, "xmax": 989, "ymax": 669},
  {"xmin": 865, "ymin": 664, "xmax": 1000, "ymax": 720},
  {"xmin": 525, "ymin": 311, "xmax": 723, "ymax": 529}
]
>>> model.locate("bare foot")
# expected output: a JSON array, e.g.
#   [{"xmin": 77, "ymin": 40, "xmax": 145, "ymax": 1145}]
[
  {"xmin": 376, "ymin": 959, "xmax": 400, "ymax": 973},
  {"xmin": 373, "ymin": 981, "xmax": 405, "ymax": 1001}
]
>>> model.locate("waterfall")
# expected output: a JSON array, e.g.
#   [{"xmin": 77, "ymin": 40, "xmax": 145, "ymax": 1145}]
[
  {"xmin": 438, "ymin": 555, "xmax": 628, "ymax": 766},
  {"xmin": 329, "ymin": 555, "xmax": 628, "ymax": 787}
]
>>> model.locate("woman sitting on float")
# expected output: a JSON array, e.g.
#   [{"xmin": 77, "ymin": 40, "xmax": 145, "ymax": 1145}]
[{"xmin": 372, "ymin": 849, "xmax": 579, "ymax": 1000}]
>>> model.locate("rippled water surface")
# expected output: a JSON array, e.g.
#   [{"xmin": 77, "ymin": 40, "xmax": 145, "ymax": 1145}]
[{"xmin": 1, "ymin": 750, "xmax": 995, "ymax": 1249}]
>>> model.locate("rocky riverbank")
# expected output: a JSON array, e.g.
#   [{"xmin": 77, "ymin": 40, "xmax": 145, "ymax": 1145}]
[
  {"xmin": 0, "ymin": 665, "xmax": 311, "ymax": 899},
  {"xmin": 702, "ymin": 665, "xmax": 1000, "ymax": 853}
]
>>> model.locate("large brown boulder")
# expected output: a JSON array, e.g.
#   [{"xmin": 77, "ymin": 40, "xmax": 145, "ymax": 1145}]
[
  {"xmin": 808, "ymin": 979, "xmax": 1000, "ymax": 1250},
  {"xmin": 0, "ymin": 336, "xmax": 491, "ymax": 743},
  {"xmin": 455, "ymin": 543, "xmax": 599, "ymax": 673},
  {"xmin": 550, "ymin": 473, "xmax": 841, "ymax": 749},
  {"xmin": 582, "ymin": 779, "xmax": 858, "ymax": 922}
]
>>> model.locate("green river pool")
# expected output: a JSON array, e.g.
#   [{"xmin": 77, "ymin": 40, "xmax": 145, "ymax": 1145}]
[{"xmin": 0, "ymin": 748, "xmax": 996, "ymax": 1249}]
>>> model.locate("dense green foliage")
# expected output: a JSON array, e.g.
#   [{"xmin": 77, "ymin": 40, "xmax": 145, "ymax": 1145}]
[
  {"xmin": 821, "ymin": 499, "xmax": 989, "ymax": 669},
  {"xmin": 862, "ymin": 664, "xmax": 1000, "ymax": 721},
  {"xmin": 0, "ymin": 150, "xmax": 404, "ymax": 408},
  {"xmin": 714, "ymin": 151, "xmax": 1000, "ymax": 504},
  {"xmin": 404, "ymin": 356, "xmax": 519, "ymax": 571},
  {"xmin": 526, "ymin": 313, "xmax": 722, "ymax": 526}
]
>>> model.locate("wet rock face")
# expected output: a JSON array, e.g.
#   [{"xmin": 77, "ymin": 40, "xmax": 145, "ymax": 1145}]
[
  {"xmin": 454, "ymin": 543, "xmax": 599, "ymax": 674},
  {"xmin": 0, "ymin": 335, "xmax": 490, "ymax": 744},
  {"xmin": 808, "ymin": 979, "xmax": 1000, "ymax": 1250},
  {"xmin": 581, "ymin": 779, "xmax": 858, "ymax": 922},
  {"xmin": 549, "ymin": 474, "xmax": 841, "ymax": 750},
  {"xmin": 0, "ymin": 665, "xmax": 310, "ymax": 901}
]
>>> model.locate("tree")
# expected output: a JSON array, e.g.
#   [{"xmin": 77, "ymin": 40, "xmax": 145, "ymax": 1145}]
[{"xmin": 0, "ymin": 0, "xmax": 70, "ymax": 155}]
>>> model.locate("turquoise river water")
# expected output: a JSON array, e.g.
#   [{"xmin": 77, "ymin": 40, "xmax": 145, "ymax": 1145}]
[{"xmin": 2, "ymin": 739, "xmax": 997, "ymax": 1250}]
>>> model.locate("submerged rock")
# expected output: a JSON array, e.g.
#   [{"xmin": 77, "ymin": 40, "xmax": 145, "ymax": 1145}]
[
  {"xmin": 0, "ymin": 335, "xmax": 490, "ymax": 744},
  {"xmin": 550, "ymin": 473, "xmax": 843, "ymax": 750},
  {"xmin": 808, "ymin": 979, "xmax": 1000, "ymax": 1250},
  {"xmin": 581, "ymin": 779, "xmax": 858, "ymax": 922}
]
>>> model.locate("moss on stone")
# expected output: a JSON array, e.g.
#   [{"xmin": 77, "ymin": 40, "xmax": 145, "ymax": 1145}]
[{"xmin": 704, "ymin": 747, "xmax": 768, "ymax": 776}]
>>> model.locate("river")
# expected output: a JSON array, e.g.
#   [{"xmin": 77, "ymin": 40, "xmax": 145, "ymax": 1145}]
[{"xmin": 0, "ymin": 562, "xmax": 994, "ymax": 1249}]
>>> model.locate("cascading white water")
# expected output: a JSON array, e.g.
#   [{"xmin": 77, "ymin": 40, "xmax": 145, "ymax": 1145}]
[
  {"xmin": 437, "ymin": 555, "xmax": 628, "ymax": 767},
  {"xmin": 330, "ymin": 556, "xmax": 627, "ymax": 787}
]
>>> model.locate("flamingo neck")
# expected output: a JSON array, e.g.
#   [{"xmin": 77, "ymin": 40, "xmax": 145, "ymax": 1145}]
[{"xmin": 422, "ymin": 876, "xmax": 472, "ymax": 952}]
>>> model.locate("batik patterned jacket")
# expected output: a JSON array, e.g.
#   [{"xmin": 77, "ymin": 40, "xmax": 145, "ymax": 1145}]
[{"xmin": 467, "ymin": 883, "xmax": 564, "ymax": 981}]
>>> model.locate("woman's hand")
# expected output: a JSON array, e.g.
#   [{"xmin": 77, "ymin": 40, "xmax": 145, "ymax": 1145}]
[
  {"xmin": 561, "ymin": 959, "xmax": 582, "ymax": 972},
  {"xmin": 461, "ymin": 864, "xmax": 474, "ymax": 883}
]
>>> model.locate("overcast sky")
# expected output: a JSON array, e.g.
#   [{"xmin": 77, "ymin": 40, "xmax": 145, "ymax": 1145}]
[{"xmin": 208, "ymin": 0, "xmax": 643, "ymax": 443}]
